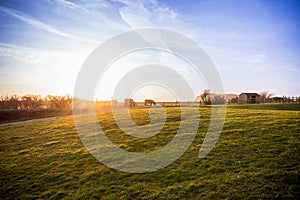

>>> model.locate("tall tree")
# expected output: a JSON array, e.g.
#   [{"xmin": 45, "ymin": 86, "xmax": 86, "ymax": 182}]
[
  {"xmin": 200, "ymin": 89, "xmax": 211, "ymax": 105},
  {"xmin": 260, "ymin": 91, "xmax": 274, "ymax": 103}
]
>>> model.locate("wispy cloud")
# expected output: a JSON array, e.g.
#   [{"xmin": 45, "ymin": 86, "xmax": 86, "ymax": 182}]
[
  {"xmin": 52, "ymin": 0, "xmax": 111, "ymax": 10},
  {"xmin": 147, "ymin": 0, "xmax": 179, "ymax": 23},
  {"xmin": 113, "ymin": 0, "xmax": 181, "ymax": 28},
  {"xmin": 47, "ymin": 0, "xmax": 128, "ymax": 32},
  {"xmin": 281, "ymin": 63, "xmax": 299, "ymax": 72},
  {"xmin": 112, "ymin": 0, "xmax": 152, "ymax": 28},
  {"xmin": 286, "ymin": 67, "xmax": 299, "ymax": 72},
  {"xmin": 207, "ymin": 45, "xmax": 265, "ymax": 64},
  {"xmin": 51, "ymin": 0, "xmax": 79, "ymax": 9},
  {"xmin": 0, "ymin": 42, "xmax": 46, "ymax": 63},
  {"xmin": 0, "ymin": 6, "xmax": 99, "ymax": 44},
  {"xmin": 253, "ymin": 64, "xmax": 299, "ymax": 73}
]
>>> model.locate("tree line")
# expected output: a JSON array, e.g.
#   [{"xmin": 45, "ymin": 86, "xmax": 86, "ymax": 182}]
[
  {"xmin": 198, "ymin": 90, "xmax": 300, "ymax": 105},
  {"xmin": 1, "ymin": 90, "xmax": 299, "ymax": 110},
  {"xmin": 198, "ymin": 89, "xmax": 226, "ymax": 105},
  {"xmin": 0, "ymin": 94, "xmax": 72, "ymax": 110}
]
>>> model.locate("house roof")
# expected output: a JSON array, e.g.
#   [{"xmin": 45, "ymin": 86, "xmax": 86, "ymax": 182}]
[{"xmin": 239, "ymin": 93, "xmax": 260, "ymax": 97}]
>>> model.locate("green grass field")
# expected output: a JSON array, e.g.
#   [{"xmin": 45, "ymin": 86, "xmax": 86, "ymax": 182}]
[{"xmin": 0, "ymin": 104, "xmax": 299, "ymax": 199}]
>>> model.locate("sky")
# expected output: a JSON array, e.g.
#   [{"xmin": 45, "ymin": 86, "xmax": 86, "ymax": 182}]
[{"xmin": 0, "ymin": 0, "xmax": 299, "ymax": 100}]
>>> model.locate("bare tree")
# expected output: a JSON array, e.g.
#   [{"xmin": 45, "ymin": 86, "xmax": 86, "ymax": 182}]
[
  {"xmin": 21, "ymin": 94, "xmax": 42, "ymax": 109},
  {"xmin": 211, "ymin": 94, "xmax": 226, "ymax": 104},
  {"xmin": 267, "ymin": 92, "xmax": 274, "ymax": 99},
  {"xmin": 260, "ymin": 91, "xmax": 274, "ymax": 103},
  {"xmin": 230, "ymin": 97, "xmax": 238, "ymax": 104},
  {"xmin": 200, "ymin": 89, "xmax": 211, "ymax": 105},
  {"xmin": 47, "ymin": 95, "xmax": 72, "ymax": 110},
  {"xmin": 9, "ymin": 95, "xmax": 19, "ymax": 109},
  {"xmin": 0, "ymin": 94, "xmax": 73, "ymax": 110},
  {"xmin": 0, "ymin": 94, "xmax": 20, "ymax": 109}
]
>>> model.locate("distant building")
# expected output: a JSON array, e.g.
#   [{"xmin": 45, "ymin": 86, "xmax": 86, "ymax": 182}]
[
  {"xmin": 238, "ymin": 93, "xmax": 260, "ymax": 104},
  {"xmin": 271, "ymin": 97, "xmax": 284, "ymax": 103}
]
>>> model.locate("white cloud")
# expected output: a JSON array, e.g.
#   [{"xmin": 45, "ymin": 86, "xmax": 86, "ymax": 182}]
[
  {"xmin": 270, "ymin": 64, "xmax": 299, "ymax": 73},
  {"xmin": 0, "ymin": 43, "xmax": 46, "ymax": 63},
  {"xmin": 286, "ymin": 66, "xmax": 299, "ymax": 72},
  {"xmin": 53, "ymin": 0, "xmax": 78, "ymax": 9},
  {"xmin": 115, "ymin": 0, "xmax": 153, "ymax": 28},
  {"xmin": 147, "ymin": 0, "xmax": 178, "ymax": 23},
  {"xmin": 112, "ymin": 0, "xmax": 181, "ymax": 29},
  {"xmin": 47, "ymin": 0, "xmax": 129, "ymax": 33},
  {"xmin": 49, "ymin": 0, "xmax": 112, "ymax": 11},
  {"xmin": 206, "ymin": 45, "xmax": 267, "ymax": 67}
]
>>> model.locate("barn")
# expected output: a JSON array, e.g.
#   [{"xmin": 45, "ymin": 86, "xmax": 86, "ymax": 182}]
[{"xmin": 238, "ymin": 93, "xmax": 260, "ymax": 104}]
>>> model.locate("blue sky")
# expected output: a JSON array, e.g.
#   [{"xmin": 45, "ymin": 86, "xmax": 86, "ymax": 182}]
[{"xmin": 0, "ymin": 0, "xmax": 299, "ymax": 99}]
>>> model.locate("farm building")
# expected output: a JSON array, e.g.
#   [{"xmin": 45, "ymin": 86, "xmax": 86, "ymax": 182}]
[
  {"xmin": 238, "ymin": 93, "xmax": 260, "ymax": 104},
  {"xmin": 271, "ymin": 97, "xmax": 284, "ymax": 103}
]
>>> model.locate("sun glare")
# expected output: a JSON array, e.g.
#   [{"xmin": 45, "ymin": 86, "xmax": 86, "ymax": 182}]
[{"xmin": 94, "ymin": 49, "xmax": 204, "ymax": 101}]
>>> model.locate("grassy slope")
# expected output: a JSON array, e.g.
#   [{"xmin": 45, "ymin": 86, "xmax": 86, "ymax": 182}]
[{"xmin": 0, "ymin": 104, "xmax": 299, "ymax": 199}]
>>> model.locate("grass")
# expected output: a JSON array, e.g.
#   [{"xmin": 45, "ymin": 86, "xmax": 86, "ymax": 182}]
[
  {"xmin": 227, "ymin": 103, "xmax": 300, "ymax": 111},
  {"xmin": 0, "ymin": 104, "xmax": 299, "ymax": 199}
]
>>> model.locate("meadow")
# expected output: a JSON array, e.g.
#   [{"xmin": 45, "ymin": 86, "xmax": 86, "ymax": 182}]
[{"xmin": 0, "ymin": 104, "xmax": 299, "ymax": 199}]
